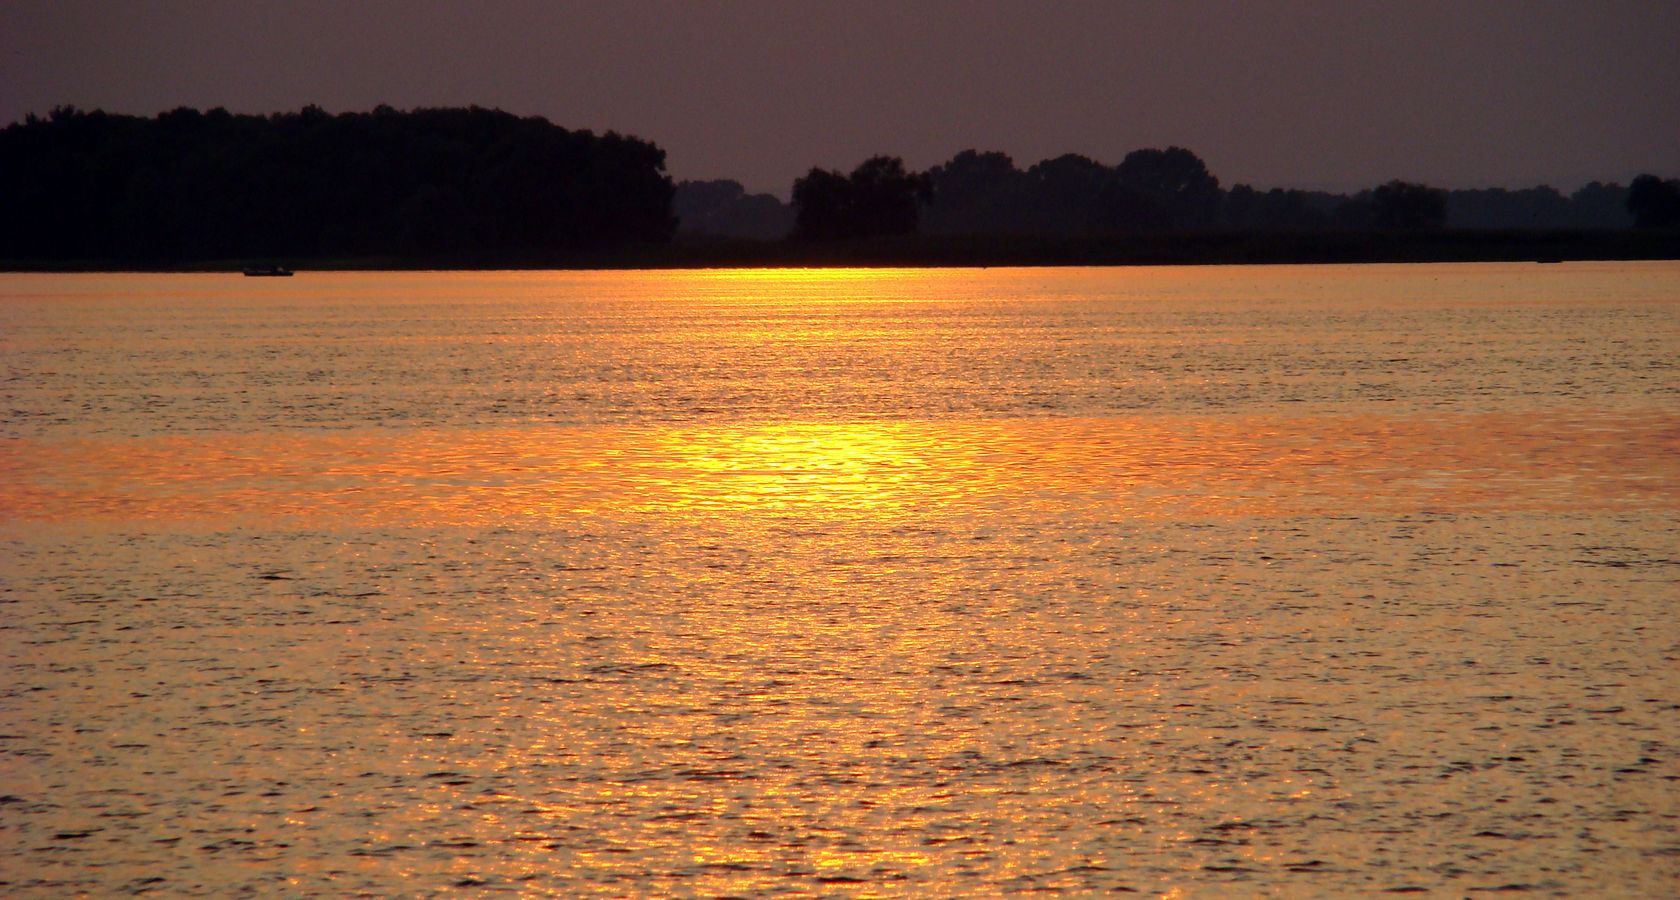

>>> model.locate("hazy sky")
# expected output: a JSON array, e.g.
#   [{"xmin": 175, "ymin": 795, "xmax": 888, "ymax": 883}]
[{"xmin": 4, "ymin": 1, "xmax": 1676, "ymax": 194}]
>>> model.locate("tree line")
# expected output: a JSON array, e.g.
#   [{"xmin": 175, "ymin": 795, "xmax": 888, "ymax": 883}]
[
  {"xmin": 2, "ymin": 105, "xmax": 1674, "ymax": 263},
  {"xmin": 0, "ymin": 105, "xmax": 674, "ymax": 262},
  {"xmin": 680, "ymin": 150, "xmax": 1679, "ymax": 240}
]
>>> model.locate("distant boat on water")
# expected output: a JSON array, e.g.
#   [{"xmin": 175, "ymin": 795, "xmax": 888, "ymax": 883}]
[{"xmin": 243, "ymin": 265, "xmax": 293, "ymax": 277}]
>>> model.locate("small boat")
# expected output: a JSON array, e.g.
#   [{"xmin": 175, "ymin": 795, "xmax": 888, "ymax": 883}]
[{"xmin": 243, "ymin": 265, "xmax": 294, "ymax": 277}]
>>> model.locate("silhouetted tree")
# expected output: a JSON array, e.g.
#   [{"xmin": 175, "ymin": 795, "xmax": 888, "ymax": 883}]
[
  {"xmin": 1331, "ymin": 193, "xmax": 1377, "ymax": 230},
  {"xmin": 791, "ymin": 156, "xmax": 931, "ymax": 240},
  {"xmin": 1371, "ymin": 180, "xmax": 1447, "ymax": 229},
  {"xmin": 675, "ymin": 179, "xmax": 748, "ymax": 222},
  {"xmin": 1092, "ymin": 183, "xmax": 1170, "ymax": 232},
  {"xmin": 0, "ymin": 105, "xmax": 676, "ymax": 261},
  {"xmin": 922, "ymin": 150, "xmax": 1030, "ymax": 234},
  {"xmin": 1110, "ymin": 146, "xmax": 1221, "ymax": 228},
  {"xmin": 673, "ymin": 180, "xmax": 793, "ymax": 239},
  {"xmin": 791, "ymin": 168, "xmax": 854, "ymax": 240},
  {"xmin": 1223, "ymin": 184, "xmax": 1329, "ymax": 230},
  {"xmin": 931, "ymin": 146, "xmax": 1631, "ymax": 236},
  {"xmin": 1568, "ymin": 181, "xmax": 1632, "ymax": 228},
  {"xmin": 1445, "ymin": 186, "xmax": 1571, "ymax": 229},
  {"xmin": 1627, "ymin": 174, "xmax": 1680, "ymax": 228},
  {"xmin": 1224, "ymin": 184, "xmax": 1260, "ymax": 229},
  {"xmin": 849, "ymin": 156, "xmax": 931, "ymax": 236},
  {"xmin": 924, "ymin": 146, "xmax": 1228, "ymax": 235},
  {"xmin": 1022, "ymin": 154, "xmax": 1112, "ymax": 232}
]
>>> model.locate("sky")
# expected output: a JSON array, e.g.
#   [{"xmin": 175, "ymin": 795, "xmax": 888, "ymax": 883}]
[{"xmin": 4, "ymin": 1, "xmax": 1677, "ymax": 195}]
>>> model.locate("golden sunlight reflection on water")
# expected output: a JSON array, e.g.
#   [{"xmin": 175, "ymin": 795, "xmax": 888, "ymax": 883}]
[
  {"xmin": 3, "ymin": 413, "xmax": 1675, "ymax": 530},
  {"xmin": 3, "ymin": 266, "xmax": 1679, "ymax": 896}
]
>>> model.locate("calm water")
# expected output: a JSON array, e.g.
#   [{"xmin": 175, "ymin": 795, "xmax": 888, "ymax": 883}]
[{"xmin": 2, "ymin": 264, "xmax": 1677, "ymax": 896}]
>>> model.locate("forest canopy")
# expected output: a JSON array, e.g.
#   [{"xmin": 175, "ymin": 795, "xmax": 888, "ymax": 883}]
[
  {"xmin": 791, "ymin": 157, "xmax": 933, "ymax": 240},
  {"xmin": 2, "ymin": 105, "xmax": 1670, "ymax": 264},
  {"xmin": 0, "ymin": 105, "xmax": 675, "ymax": 262},
  {"xmin": 687, "ymin": 150, "xmax": 1656, "ymax": 241}
]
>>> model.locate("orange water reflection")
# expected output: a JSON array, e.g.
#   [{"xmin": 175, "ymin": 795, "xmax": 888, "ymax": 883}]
[
  {"xmin": 8, "ymin": 267, "xmax": 1680, "ymax": 897},
  {"xmin": 3, "ymin": 412, "xmax": 1675, "ymax": 531}
]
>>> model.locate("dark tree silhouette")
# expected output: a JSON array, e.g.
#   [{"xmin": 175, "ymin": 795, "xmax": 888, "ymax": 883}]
[
  {"xmin": 791, "ymin": 156, "xmax": 932, "ymax": 240},
  {"xmin": 922, "ymin": 150, "xmax": 1030, "ymax": 235},
  {"xmin": 1371, "ymin": 180, "xmax": 1447, "ymax": 229},
  {"xmin": 1568, "ymin": 181, "xmax": 1632, "ymax": 228},
  {"xmin": 1627, "ymin": 174, "xmax": 1680, "ymax": 228},
  {"xmin": 0, "ymin": 105, "xmax": 675, "ymax": 262},
  {"xmin": 1111, "ymin": 146, "xmax": 1222, "ymax": 228},
  {"xmin": 1331, "ymin": 193, "xmax": 1378, "ymax": 230},
  {"xmin": 849, "ymin": 156, "xmax": 932, "ymax": 236},
  {"xmin": 1223, "ymin": 185, "xmax": 1330, "ymax": 230},
  {"xmin": 1445, "ymin": 186, "xmax": 1571, "ymax": 229},
  {"xmin": 673, "ymin": 180, "xmax": 793, "ymax": 239},
  {"xmin": 791, "ymin": 168, "xmax": 854, "ymax": 240},
  {"xmin": 1022, "ymin": 154, "xmax": 1112, "ymax": 232},
  {"xmin": 926, "ymin": 147, "xmax": 1228, "ymax": 235},
  {"xmin": 1223, "ymin": 184, "xmax": 1262, "ymax": 229},
  {"xmin": 4, "ymin": 105, "xmax": 1663, "ymax": 261},
  {"xmin": 920, "ymin": 149, "xmax": 1021, "ymax": 233}
]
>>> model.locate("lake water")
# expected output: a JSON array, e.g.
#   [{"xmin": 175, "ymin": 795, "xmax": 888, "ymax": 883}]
[{"xmin": 2, "ymin": 264, "xmax": 1677, "ymax": 896}]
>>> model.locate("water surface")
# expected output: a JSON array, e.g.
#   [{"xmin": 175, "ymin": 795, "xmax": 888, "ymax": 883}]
[{"xmin": 2, "ymin": 264, "xmax": 1677, "ymax": 896}]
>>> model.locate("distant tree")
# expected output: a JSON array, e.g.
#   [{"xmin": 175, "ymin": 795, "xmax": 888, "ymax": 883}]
[
  {"xmin": 1371, "ymin": 180, "xmax": 1446, "ymax": 229},
  {"xmin": 848, "ymin": 156, "xmax": 931, "ymax": 235},
  {"xmin": 791, "ymin": 156, "xmax": 931, "ymax": 240},
  {"xmin": 1092, "ymin": 181, "xmax": 1171, "ymax": 232},
  {"xmin": 0, "ymin": 105, "xmax": 676, "ymax": 262},
  {"xmin": 1023, "ymin": 153, "xmax": 1113, "ymax": 232},
  {"xmin": 1567, "ymin": 181, "xmax": 1631, "ymax": 228},
  {"xmin": 1331, "ymin": 194, "xmax": 1377, "ymax": 230},
  {"xmin": 1111, "ymin": 146, "xmax": 1222, "ymax": 228},
  {"xmin": 927, "ymin": 146, "xmax": 1239, "ymax": 235},
  {"xmin": 675, "ymin": 179, "xmax": 748, "ymax": 221},
  {"xmin": 1627, "ymin": 174, "xmax": 1680, "ymax": 228},
  {"xmin": 929, "ymin": 150, "xmax": 1019, "ymax": 199},
  {"xmin": 1224, "ymin": 184, "xmax": 1259, "ymax": 228},
  {"xmin": 1445, "ymin": 186, "xmax": 1571, "ymax": 229},
  {"xmin": 672, "ymin": 179, "xmax": 792, "ymax": 239},
  {"xmin": 922, "ymin": 150, "xmax": 1028, "ymax": 235},
  {"xmin": 791, "ymin": 167, "xmax": 855, "ymax": 240},
  {"xmin": 1223, "ymin": 184, "xmax": 1329, "ymax": 230}
]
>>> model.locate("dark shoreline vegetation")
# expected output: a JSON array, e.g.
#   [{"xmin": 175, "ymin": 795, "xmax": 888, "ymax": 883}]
[
  {"xmin": 3, "ymin": 105, "xmax": 1676, "ymax": 271},
  {"xmin": 8, "ymin": 230, "xmax": 1680, "ymax": 273}
]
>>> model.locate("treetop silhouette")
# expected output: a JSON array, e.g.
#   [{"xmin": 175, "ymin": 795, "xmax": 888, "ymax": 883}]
[
  {"xmin": 0, "ymin": 105, "xmax": 674, "ymax": 262},
  {"xmin": 792, "ymin": 156, "xmax": 932, "ymax": 240}
]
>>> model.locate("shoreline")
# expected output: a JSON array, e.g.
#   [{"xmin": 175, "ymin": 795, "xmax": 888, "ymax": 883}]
[{"xmin": 3, "ymin": 229, "xmax": 1676, "ymax": 273}]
